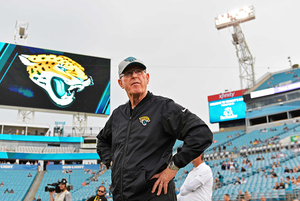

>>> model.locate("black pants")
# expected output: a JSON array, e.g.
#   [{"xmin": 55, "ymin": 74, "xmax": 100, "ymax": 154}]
[{"xmin": 148, "ymin": 179, "xmax": 177, "ymax": 201}]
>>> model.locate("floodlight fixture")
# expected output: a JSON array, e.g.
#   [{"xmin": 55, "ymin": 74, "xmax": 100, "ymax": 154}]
[
  {"xmin": 215, "ymin": 5, "xmax": 256, "ymax": 89},
  {"xmin": 215, "ymin": 5, "xmax": 255, "ymax": 30},
  {"xmin": 14, "ymin": 20, "xmax": 29, "ymax": 44}
]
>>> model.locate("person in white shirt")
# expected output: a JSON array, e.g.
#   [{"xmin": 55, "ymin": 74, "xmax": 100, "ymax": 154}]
[
  {"xmin": 177, "ymin": 153, "xmax": 213, "ymax": 201},
  {"xmin": 241, "ymin": 177, "xmax": 247, "ymax": 184},
  {"xmin": 49, "ymin": 178, "xmax": 72, "ymax": 201},
  {"xmin": 229, "ymin": 160, "xmax": 235, "ymax": 171}
]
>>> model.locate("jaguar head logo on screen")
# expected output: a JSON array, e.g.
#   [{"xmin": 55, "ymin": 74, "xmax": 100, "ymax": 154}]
[{"xmin": 19, "ymin": 54, "xmax": 94, "ymax": 107}]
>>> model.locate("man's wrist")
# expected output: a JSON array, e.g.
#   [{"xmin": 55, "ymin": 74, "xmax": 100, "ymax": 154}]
[{"xmin": 168, "ymin": 160, "xmax": 180, "ymax": 171}]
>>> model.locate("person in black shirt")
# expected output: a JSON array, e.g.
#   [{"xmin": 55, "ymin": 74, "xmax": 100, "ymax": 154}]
[
  {"xmin": 273, "ymin": 182, "xmax": 280, "ymax": 190},
  {"xmin": 284, "ymin": 167, "xmax": 291, "ymax": 173},
  {"xmin": 223, "ymin": 145, "xmax": 226, "ymax": 153},
  {"xmin": 234, "ymin": 177, "xmax": 241, "ymax": 185},
  {"xmin": 87, "ymin": 186, "xmax": 107, "ymax": 201},
  {"xmin": 271, "ymin": 172, "xmax": 278, "ymax": 178},
  {"xmin": 97, "ymin": 57, "xmax": 213, "ymax": 201},
  {"xmin": 221, "ymin": 161, "xmax": 226, "ymax": 170}
]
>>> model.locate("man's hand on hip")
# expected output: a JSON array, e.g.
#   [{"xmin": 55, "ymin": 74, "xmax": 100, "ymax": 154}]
[{"xmin": 150, "ymin": 167, "xmax": 177, "ymax": 196}]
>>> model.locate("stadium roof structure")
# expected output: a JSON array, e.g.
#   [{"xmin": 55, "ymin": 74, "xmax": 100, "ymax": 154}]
[{"xmin": 245, "ymin": 67, "xmax": 300, "ymax": 96}]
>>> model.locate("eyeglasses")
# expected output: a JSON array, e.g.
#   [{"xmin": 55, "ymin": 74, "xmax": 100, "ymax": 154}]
[
  {"xmin": 98, "ymin": 190, "xmax": 105, "ymax": 193},
  {"xmin": 120, "ymin": 69, "xmax": 145, "ymax": 78}
]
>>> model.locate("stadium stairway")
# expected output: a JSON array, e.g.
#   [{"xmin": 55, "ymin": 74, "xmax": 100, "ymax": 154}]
[{"xmin": 24, "ymin": 171, "xmax": 45, "ymax": 201}]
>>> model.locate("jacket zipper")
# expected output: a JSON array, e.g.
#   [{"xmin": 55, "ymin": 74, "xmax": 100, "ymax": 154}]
[{"xmin": 120, "ymin": 115, "xmax": 132, "ymax": 201}]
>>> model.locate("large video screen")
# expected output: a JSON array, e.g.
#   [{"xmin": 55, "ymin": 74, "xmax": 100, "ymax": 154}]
[
  {"xmin": 208, "ymin": 96, "xmax": 246, "ymax": 123},
  {"xmin": 0, "ymin": 42, "xmax": 110, "ymax": 115}
]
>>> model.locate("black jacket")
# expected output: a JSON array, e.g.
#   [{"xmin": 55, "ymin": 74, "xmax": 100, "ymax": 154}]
[
  {"xmin": 87, "ymin": 195, "xmax": 107, "ymax": 201},
  {"xmin": 97, "ymin": 92, "xmax": 213, "ymax": 201}
]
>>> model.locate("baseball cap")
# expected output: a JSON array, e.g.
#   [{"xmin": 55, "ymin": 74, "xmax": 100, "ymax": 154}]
[
  {"xmin": 60, "ymin": 178, "xmax": 68, "ymax": 185},
  {"xmin": 118, "ymin": 57, "xmax": 146, "ymax": 77}
]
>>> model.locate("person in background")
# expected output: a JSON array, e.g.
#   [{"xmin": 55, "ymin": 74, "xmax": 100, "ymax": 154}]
[
  {"xmin": 177, "ymin": 153, "xmax": 213, "ymax": 201},
  {"xmin": 87, "ymin": 186, "xmax": 107, "ymax": 201},
  {"xmin": 273, "ymin": 182, "xmax": 280, "ymax": 190},
  {"xmin": 49, "ymin": 178, "xmax": 72, "ymax": 201},
  {"xmin": 224, "ymin": 194, "xmax": 230, "ymax": 201},
  {"xmin": 236, "ymin": 190, "xmax": 244, "ymax": 201},
  {"xmin": 234, "ymin": 177, "xmax": 241, "ymax": 185},
  {"xmin": 241, "ymin": 177, "xmax": 247, "ymax": 184},
  {"xmin": 244, "ymin": 191, "xmax": 251, "ymax": 201},
  {"xmin": 282, "ymin": 176, "xmax": 293, "ymax": 201},
  {"xmin": 217, "ymin": 172, "xmax": 224, "ymax": 188}
]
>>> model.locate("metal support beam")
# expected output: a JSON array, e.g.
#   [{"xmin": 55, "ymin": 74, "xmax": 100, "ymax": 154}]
[
  {"xmin": 72, "ymin": 113, "xmax": 87, "ymax": 136},
  {"xmin": 17, "ymin": 110, "xmax": 34, "ymax": 123},
  {"xmin": 232, "ymin": 24, "xmax": 255, "ymax": 89}
]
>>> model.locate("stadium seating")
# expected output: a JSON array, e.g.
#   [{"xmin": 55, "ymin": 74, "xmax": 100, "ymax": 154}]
[
  {"xmin": 2, "ymin": 121, "xmax": 300, "ymax": 200},
  {"xmin": 0, "ymin": 170, "xmax": 36, "ymax": 201},
  {"xmin": 43, "ymin": 146, "xmax": 75, "ymax": 153},
  {"xmin": 255, "ymin": 69, "xmax": 300, "ymax": 91},
  {"xmin": 0, "ymin": 145, "xmax": 7, "ymax": 151},
  {"xmin": 181, "ymin": 149, "xmax": 300, "ymax": 200},
  {"xmin": 204, "ymin": 130, "xmax": 246, "ymax": 156},
  {"xmin": 174, "ymin": 122, "xmax": 300, "ymax": 201},
  {"xmin": 14, "ymin": 146, "xmax": 75, "ymax": 153}
]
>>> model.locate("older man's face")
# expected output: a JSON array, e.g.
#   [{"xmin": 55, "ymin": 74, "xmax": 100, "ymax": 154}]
[{"xmin": 118, "ymin": 65, "xmax": 149, "ymax": 97}]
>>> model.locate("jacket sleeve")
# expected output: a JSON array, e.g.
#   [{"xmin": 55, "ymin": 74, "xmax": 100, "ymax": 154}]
[
  {"xmin": 97, "ymin": 114, "xmax": 113, "ymax": 168},
  {"xmin": 162, "ymin": 100, "xmax": 213, "ymax": 168}
]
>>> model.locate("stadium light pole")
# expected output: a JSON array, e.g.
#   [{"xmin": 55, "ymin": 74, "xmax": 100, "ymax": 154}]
[{"xmin": 215, "ymin": 6, "xmax": 255, "ymax": 89}]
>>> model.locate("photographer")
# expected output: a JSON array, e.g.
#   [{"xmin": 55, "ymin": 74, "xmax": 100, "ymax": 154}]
[
  {"xmin": 49, "ymin": 178, "xmax": 72, "ymax": 201},
  {"xmin": 86, "ymin": 186, "xmax": 107, "ymax": 201}
]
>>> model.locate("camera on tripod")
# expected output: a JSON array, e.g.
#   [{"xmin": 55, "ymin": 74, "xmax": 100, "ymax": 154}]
[{"xmin": 45, "ymin": 178, "xmax": 73, "ymax": 193}]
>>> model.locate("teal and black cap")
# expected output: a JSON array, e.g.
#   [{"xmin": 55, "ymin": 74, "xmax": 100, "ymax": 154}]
[{"xmin": 118, "ymin": 57, "xmax": 146, "ymax": 77}]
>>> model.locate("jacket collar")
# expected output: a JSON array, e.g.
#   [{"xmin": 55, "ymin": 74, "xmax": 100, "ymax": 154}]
[{"xmin": 128, "ymin": 91, "xmax": 152, "ymax": 109}]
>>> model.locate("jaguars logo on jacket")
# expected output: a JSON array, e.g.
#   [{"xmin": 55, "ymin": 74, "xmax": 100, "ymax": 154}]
[{"xmin": 139, "ymin": 116, "xmax": 150, "ymax": 126}]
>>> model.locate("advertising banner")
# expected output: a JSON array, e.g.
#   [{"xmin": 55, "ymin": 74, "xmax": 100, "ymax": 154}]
[
  {"xmin": 6, "ymin": 152, "xmax": 100, "ymax": 160},
  {"xmin": 291, "ymin": 135, "xmax": 299, "ymax": 142},
  {"xmin": 0, "ymin": 134, "xmax": 82, "ymax": 142},
  {"xmin": 208, "ymin": 96, "xmax": 246, "ymax": 123},
  {"xmin": 207, "ymin": 89, "xmax": 247, "ymax": 102},
  {"xmin": 46, "ymin": 164, "xmax": 99, "ymax": 170},
  {"xmin": 0, "ymin": 164, "xmax": 37, "ymax": 170}
]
